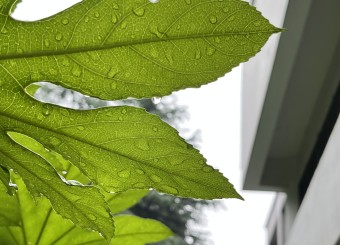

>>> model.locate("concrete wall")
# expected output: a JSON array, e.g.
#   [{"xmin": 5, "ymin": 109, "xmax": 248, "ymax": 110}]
[{"xmin": 241, "ymin": 0, "xmax": 288, "ymax": 175}]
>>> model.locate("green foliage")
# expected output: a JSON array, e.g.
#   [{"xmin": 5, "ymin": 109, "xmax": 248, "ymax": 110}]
[
  {"xmin": 0, "ymin": 175, "xmax": 171, "ymax": 244},
  {"xmin": 0, "ymin": 0, "xmax": 280, "ymax": 243}
]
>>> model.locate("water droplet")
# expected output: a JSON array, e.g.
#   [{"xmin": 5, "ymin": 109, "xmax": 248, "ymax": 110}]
[
  {"xmin": 62, "ymin": 58, "xmax": 70, "ymax": 66},
  {"xmin": 202, "ymin": 166, "xmax": 213, "ymax": 172},
  {"xmin": 1, "ymin": 28, "xmax": 8, "ymax": 34},
  {"xmin": 121, "ymin": 21, "xmax": 127, "ymax": 29},
  {"xmin": 112, "ymin": 3, "xmax": 119, "ymax": 9},
  {"xmin": 62, "ymin": 171, "xmax": 67, "ymax": 175},
  {"xmin": 195, "ymin": 50, "xmax": 201, "ymax": 59},
  {"xmin": 118, "ymin": 169, "xmax": 130, "ymax": 178},
  {"xmin": 72, "ymin": 66, "xmax": 82, "ymax": 77},
  {"xmin": 136, "ymin": 169, "xmax": 145, "ymax": 175},
  {"xmin": 88, "ymin": 214, "xmax": 97, "ymax": 221},
  {"xmin": 150, "ymin": 24, "xmax": 163, "ymax": 38},
  {"xmin": 133, "ymin": 182, "xmax": 146, "ymax": 188},
  {"xmin": 111, "ymin": 82, "xmax": 117, "ymax": 89},
  {"xmin": 62, "ymin": 19, "xmax": 69, "ymax": 25},
  {"xmin": 152, "ymin": 97, "xmax": 162, "ymax": 104},
  {"xmin": 185, "ymin": 0, "xmax": 191, "ymax": 4},
  {"xmin": 209, "ymin": 16, "xmax": 217, "ymax": 24},
  {"xmin": 160, "ymin": 185, "xmax": 179, "ymax": 195},
  {"xmin": 49, "ymin": 137, "xmax": 61, "ymax": 147},
  {"xmin": 254, "ymin": 20, "xmax": 261, "ymax": 27},
  {"xmin": 55, "ymin": 33, "xmax": 63, "ymax": 41},
  {"xmin": 228, "ymin": 16, "xmax": 235, "ymax": 21},
  {"xmin": 150, "ymin": 174, "xmax": 162, "ymax": 183},
  {"xmin": 198, "ymin": 159, "xmax": 205, "ymax": 165},
  {"xmin": 207, "ymin": 47, "xmax": 216, "ymax": 56},
  {"xmin": 42, "ymin": 107, "xmax": 50, "ymax": 116},
  {"xmin": 136, "ymin": 139, "xmax": 150, "ymax": 151},
  {"xmin": 94, "ymin": 12, "xmax": 100, "ymax": 18},
  {"xmin": 111, "ymin": 14, "xmax": 118, "ymax": 23},
  {"xmin": 107, "ymin": 67, "xmax": 119, "ymax": 78},
  {"xmin": 44, "ymin": 39, "xmax": 50, "ymax": 48},
  {"xmin": 77, "ymin": 126, "xmax": 85, "ymax": 131},
  {"xmin": 37, "ymin": 114, "xmax": 45, "ymax": 120},
  {"xmin": 152, "ymin": 126, "xmax": 158, "ymax": 132},
  {"xmin": 133, "ymin": 8, "xmax": 145, "ymax": 17},
  {"xmin": 214, "ymin": 37, "xmax": 221, "ymax": 43}
]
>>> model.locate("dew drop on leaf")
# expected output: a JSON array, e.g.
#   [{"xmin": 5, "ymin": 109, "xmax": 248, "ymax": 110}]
[
  {"xmin": 55, "ymin": 33, "xmax": 63, "ymax": 41},
  {"xmin": 111, "ymin": 14, "xmax": 118, "ymax": 23},
  {"xmin": 133, "ymin": 182, "xmax": 146, "ymax": 188},
  {"xmin": 160, "ymin": 185, "xmax": 179, "ymax": 195},
  {"xmin": 207, "ymin": 47, "xmax": 216, "ymax": 56},
  {"xmin": 209, "ymin": 16, "xmax": 217, "ymax": 24},
  {"xmin": 77, "ymin": 126, "xmax": 85, "ymax": 131},
  {"xmin": 49, "ymin": 137, "xmax": 61, "ymax": 147},
  {"xmin": 228, "ymin": 16, "xmax": 235, "ymax": 21},
  {"xmin": 133, "ymin": 8, "xmax": 145, "ymax": 17},
  {"xmin": 62, "ymin": 19, "xmax": 69, "ymax": 25},
  {"xmin": 107, "ymin": 67, "xmax": 118, "ymax": 78},
  {"xmin": 136, "ymin": 139, "xmax": 150, "ymax": 151},
  {"xmin": 223, "ymin": 7, "xmax": 229, "ymax": 13},
  {"xmin": 44, "ymin": 39, "xmax": 50, "ymax": 48},
  {"xmin": 150, "ymin": 174, "xmax": 162, "ymax": 183},
  {"xmin": 1, "ymin": 28, "xmax": 8, "ymax": 34},
  {"xmin": 88, "ymin": 214, "xmax": 97, "ymax": 221},
  {"xmin": 254, "ymin": 20, "xmax": 261, "ymax": 27},
  {"xmin": 112, "ymin": 3, "xmax": 119, "ymax": 9},
  {"xmin": 202, "ymin": 166, "xmax": 213, "ymax": 172},
  {"xmin": 72, "ymin": 66, "xmax": 82, "ymax": 77},
  {"xmin": 111, "ymin": 82, "xmax": 117, "ymax": 90},
  {"xmin": 118, "ymin": 169, "xmax": 130, "ymax": 178},
  {"xmin": 136, "ymin": 169, "xmax": 145, "ymax": 175}
]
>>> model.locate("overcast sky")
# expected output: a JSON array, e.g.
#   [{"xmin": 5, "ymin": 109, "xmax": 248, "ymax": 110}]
[{"xmin": 12, "ymin": 1, "xmax": 275, "ymax": 244}]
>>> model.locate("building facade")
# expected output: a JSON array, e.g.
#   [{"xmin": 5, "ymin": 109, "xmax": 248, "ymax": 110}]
[{"xmin": 241, "ymin": 0, "xmax": 340, "ymax": 244}]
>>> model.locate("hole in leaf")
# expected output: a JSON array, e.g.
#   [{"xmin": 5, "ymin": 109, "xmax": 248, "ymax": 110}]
[
  {"xmin": 10, "ymin": 0, "xmax": 81, "ymax": 22},
  {"xmin": 26, "ymin": 82, "xmax": 147, "ymax": 110},
  {"xmin": 6, "ymin": 131, "xmax": 90, "ymax": 185}
]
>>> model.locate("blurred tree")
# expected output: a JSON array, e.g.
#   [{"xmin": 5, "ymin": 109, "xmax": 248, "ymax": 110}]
[{"xmin": 34, "ymin": 82, "xmax": 222, "ymax": 245}]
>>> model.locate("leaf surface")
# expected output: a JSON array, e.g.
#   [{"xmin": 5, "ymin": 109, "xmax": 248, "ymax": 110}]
[{"xmin": 0, "ymin": 0, "xmax": 280, "ymax": 100}]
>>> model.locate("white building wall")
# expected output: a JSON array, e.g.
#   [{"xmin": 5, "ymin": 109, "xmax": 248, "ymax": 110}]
[{"xmin": 285, "ymin": 115, "xmax": 340, "ymax": 245}]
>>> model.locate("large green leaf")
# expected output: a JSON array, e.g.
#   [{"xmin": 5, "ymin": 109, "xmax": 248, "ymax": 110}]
[
  {"xmin": 0, "ymin": 0, "xmax": 280, "ymax": 100},
  {"xmin": 0, "ymin": 176, "xmax": 171, "ymax": 245},
  {"xmin": 0, "ymin": 0, "xmax": 280, "ymax": 241}
]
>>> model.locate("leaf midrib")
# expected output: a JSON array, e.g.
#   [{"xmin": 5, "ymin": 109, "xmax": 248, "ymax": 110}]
[{"xmin": 0, "ymin": 30, "xmax": 279, "ymax": 61}]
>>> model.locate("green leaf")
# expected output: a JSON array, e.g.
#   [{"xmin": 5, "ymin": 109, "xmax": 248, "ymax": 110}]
[
  {"xmin": 0, "ymin": 0, "xmax": 280, "ymax": 100},
  {"xmin": 0, "ymin": 175, "xmax": 105, "ymax": 245},
  {"xmin": 105, "ymin": 189, "xmax": 149, "ymax": 214},
  {"xmin": 1, "ymin": 132, "xmax": 114, "ymax": 241},
  {"xmin": 0, "ymin": 0, "xmax": 283, "ymax": 239},
  {"xmin": 0, "ymin": 176, "xmax": 20, "ymax": 226},
  {"xmin": 110, "ymin": 215, "xmax": 173, "ymax": 245}
]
